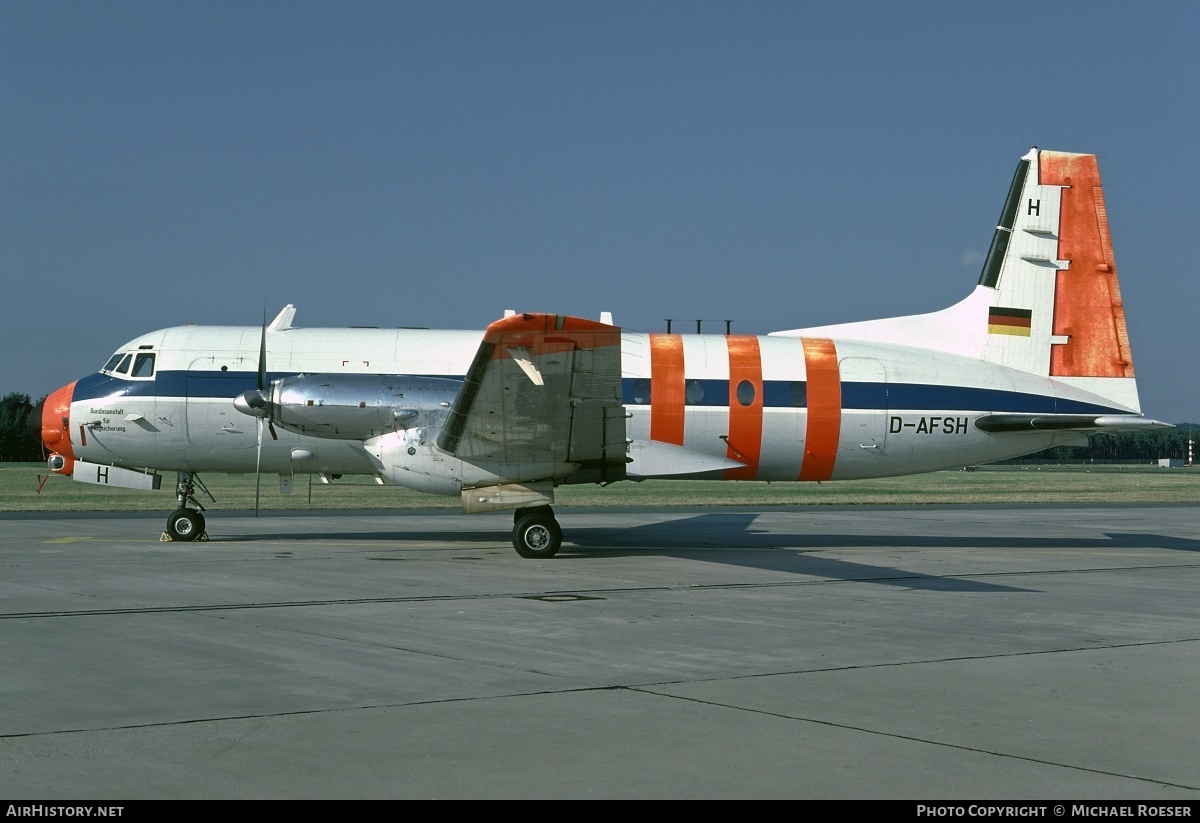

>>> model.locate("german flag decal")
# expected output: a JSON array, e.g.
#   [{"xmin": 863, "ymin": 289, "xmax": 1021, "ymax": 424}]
[{"xmin": 988, "ymin": 307, "xmax": 1032, "ymax": 336}]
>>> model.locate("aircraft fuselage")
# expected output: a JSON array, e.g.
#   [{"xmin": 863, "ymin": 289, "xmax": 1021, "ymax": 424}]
[{"xmin": 39, "ymin": 321, "xmax": 1128, "ymax": 491}]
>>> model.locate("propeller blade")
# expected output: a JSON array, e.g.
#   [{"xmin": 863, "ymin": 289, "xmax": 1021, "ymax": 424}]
[
  {"xmin": 258, "ymin": 309, "xmax": 268, "ymax": 391},
  {"xmin": 254, "ymin": 309, "xmax": 268, "ymax": 516},
  {"xmin": 255, "ymin": 417, "xmax": 263, "ymax": 517}
]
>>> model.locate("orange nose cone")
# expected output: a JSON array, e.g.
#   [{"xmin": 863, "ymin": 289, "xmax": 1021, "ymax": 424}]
[{"xmin": 41, "ymin": 382, "xmax": 76, "ymax": 474}]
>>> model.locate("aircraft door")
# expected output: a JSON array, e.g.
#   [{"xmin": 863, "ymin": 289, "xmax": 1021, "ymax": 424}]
[
  {"xmin": 837, "ymin": 357, "xmax": 887, "ymax": 461},
  {"xmin": 184, "ymin": 354, "xmax": 258, "ymax": 464}
]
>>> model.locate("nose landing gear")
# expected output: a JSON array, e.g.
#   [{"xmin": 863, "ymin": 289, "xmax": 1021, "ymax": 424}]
[
  {"xmin": 161, "ymin": 472, "xmax": 212, "ymax": 542},
  {"xmin": 166, "ymin": 507, "xmax": 206, "ymax": 541}
]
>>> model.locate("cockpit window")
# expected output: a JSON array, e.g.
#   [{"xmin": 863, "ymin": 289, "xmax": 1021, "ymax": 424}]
[
  {"xmin": 131, "ymin": 352, "xmax": 156, "ymax": 378},
  {"xmin": 101, "ymin": 350, "xmax": 156, "ymax": 378}
]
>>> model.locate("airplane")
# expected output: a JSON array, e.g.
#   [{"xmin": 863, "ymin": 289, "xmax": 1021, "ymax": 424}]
[{"xmin": 28, "ymin": 148, "xmax": 1169, "ymax": 558}]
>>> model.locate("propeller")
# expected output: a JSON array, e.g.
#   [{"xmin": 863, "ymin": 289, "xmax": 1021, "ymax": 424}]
[
  {"xmin": 232, "ymin": 310, "xmax": 278, "ymax": 517},
  {"xmin": 253, "ymin": 311, "xmax": 265, "ymax": 516}
]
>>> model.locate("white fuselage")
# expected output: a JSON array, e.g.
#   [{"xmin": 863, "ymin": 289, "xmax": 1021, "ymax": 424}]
[{"xmin": 53, "ymin": 322, "xmax": 1129, "ymax": 492}]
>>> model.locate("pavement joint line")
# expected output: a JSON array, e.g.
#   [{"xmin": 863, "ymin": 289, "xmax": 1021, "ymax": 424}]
[{"xmin": 626, "ymin": 687, "xmax": 1200, "ymax": 793}]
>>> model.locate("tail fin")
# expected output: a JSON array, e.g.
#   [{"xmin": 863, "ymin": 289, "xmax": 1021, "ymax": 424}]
[
  {"xmin": 772, "ymin": 148, "xmax": 1142, "ymax": 413},
  {"xmin": 979, "ymin": 149, "xmax": 1136, "ymax": 390}
]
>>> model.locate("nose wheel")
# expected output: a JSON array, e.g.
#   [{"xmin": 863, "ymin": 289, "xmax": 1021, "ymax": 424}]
[
  {"xmin": 165, "ymin": 508, "xmax": 207, "ymax": 542},
  {"xmin": 161, "ymin": 472, "xmax": 211, "ymax": 542},
  {"xmin": 512, "ymin": 506, "xmax": 562, "ymax": 558}
]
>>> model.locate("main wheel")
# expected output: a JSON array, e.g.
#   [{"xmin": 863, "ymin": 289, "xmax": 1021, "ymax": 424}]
[
  {"xmin": 514, "ymin": 505, "xmax": 554, "ymax": 524},
  {"xmin": 167, "ymin": 508, "xmax": 204, "ymax": 542},
  {"xmin": 512, "ymin": 511, "xmax": 562, "ymax": 559}
]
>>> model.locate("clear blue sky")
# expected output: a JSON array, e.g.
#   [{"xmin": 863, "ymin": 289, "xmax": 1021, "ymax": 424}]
[{"xmin": 4, "ymin": 1, "xmax": 1198, "ymax": 422}]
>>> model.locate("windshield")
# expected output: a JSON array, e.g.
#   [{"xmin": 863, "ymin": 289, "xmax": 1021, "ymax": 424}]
[
  {"xmin": 131, "ymin": 352, "xmax": 155, "ymax": 378},
  {"xmin": 102, "ymin": 351, "xmax": 156, "ymax": 378}
]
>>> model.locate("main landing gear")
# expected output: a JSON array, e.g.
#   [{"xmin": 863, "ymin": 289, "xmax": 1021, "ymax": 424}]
[
  {"xmin": 162, "ymin": 472, "xmax": 211, "ymax": 542},
  {"xmin": 512, "ymin": 505, "xmax": 562, "ymax": 559}
]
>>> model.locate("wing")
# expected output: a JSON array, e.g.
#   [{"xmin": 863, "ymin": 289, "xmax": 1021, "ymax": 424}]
[{"xmin": 437, "ymin": 313, "xmax": 627, "ymax": 484}]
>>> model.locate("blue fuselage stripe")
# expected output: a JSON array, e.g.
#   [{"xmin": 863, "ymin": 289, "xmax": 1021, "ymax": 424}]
[
  {"xmin": 618, "ymin": 377, "xmax": 1118, "ymax": 415},
  {"xmin": 72, "ymin": 370, "xmax": 1124, "ymax": 416}
]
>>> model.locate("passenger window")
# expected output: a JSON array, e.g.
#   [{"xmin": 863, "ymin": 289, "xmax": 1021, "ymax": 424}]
[
  {"xmin": 131, "ymin": 353, "xmax": 156, "ymax": 378},
  {"xmin": 115, "ymin": 353, "xmax": 132, "ymax": 375}
]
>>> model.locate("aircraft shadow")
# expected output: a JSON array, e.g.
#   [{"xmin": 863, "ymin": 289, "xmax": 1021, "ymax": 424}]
[{"xmin": 222, "ymin": 511, "xmax": 1200, "ymax": 593}]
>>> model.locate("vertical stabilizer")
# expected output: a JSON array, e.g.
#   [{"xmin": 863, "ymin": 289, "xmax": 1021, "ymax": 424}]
[
  {"xmin": 978, "ymin": 149, "xmax": 1138, "ymax": 410},
  {"xmin": 772, "ymin": 148, "xmax": 1142, "ymax": 413}
]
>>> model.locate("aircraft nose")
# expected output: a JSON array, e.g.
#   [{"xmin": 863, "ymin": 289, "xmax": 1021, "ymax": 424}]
[{"xmin": 35, "ymin": 382, "xmax": 77, "ymax": 474}]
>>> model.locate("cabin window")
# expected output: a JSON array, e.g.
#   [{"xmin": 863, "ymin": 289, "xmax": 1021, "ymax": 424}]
[
  {"xmin": 131, "ymin": 352, "xmax": 156, "ymax": 378},
  {"xmin": 685, "ymin": 380, "xmax": 704, "ymax": 405},
  {"xmin": 736, "ymin": 380, "xmax": 755, "ymax": 407},
  {"xmin": 631, "ymin": 378, "xmax": 651, "ymax": 405}
]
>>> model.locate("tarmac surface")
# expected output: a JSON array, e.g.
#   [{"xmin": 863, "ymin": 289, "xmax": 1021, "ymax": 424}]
[{"xmin": 1, "ymin": 504, "xmax": 1199, "ymax": 799}]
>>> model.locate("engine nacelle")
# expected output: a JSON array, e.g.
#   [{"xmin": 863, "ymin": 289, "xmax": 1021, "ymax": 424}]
[
  {"xmin": 235, "ymin": 374, "xmax": 461, "ymax": 440},
  {"xmin": 368, "ymin": 430, "xmax": 580, "ymax": 499}
]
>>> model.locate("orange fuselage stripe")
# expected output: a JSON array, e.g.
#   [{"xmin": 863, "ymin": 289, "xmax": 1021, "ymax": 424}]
[
  {"xmin": 799, "ymin": 338, "xmax": 840, "ymax": 481},
  {"xmin": 649, "ymin": 334, "xmax": 685, "ymax": 445},
  {"xmin": 723, "ymin": 335, "xmax": 763, "ymax": 480}
]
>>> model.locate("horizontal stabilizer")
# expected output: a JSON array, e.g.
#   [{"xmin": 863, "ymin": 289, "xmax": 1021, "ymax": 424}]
[{"xmin": 974, "ymin": 414, "xmax": 1171, "ymax": 434}]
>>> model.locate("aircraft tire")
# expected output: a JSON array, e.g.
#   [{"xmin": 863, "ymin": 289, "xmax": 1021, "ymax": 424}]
[
  {"xmin": 512, "ymin": 511, "xmax": 562, "ymax": 559},
  {"xmin": 513, "ymin": 505, "xmax": 554, "ymax": 524},
  {"xmin": 167, "ymin": 509, "xmax": 204, "ymax": 542}
]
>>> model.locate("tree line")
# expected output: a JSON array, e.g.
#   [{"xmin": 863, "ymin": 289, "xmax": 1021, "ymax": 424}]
[
  {"xmin": 1, "ymin": 389, "xmax": 1196, "ymax": 464},
  {"xmin": 1002, "ymin": 425, "xmax": 1200, "ymax": 463},
  {"xmin": 0, "ymin": 393, "xmax": 45, "ymax": 462}
]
